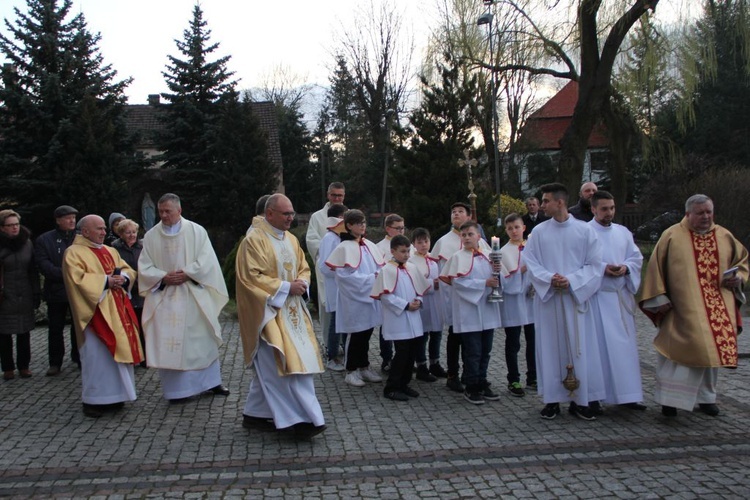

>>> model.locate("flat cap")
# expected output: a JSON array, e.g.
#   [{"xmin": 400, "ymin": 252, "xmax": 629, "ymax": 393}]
[{"xmin": 54, "ymin": 205, "xmax": 78, "ymax": 218}]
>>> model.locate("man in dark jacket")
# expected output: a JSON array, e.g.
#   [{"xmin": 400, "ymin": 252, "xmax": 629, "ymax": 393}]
[
  {"xmin": 568, "ymin": 182, "xmax": 598, "ymax": 222},
  {"xmin": 522, "ymin": 197, "xmax": 549, "ymax": 239},
  {"xmin": 34, "ymin": 205, "xmax": 79, "ymax": 376}
]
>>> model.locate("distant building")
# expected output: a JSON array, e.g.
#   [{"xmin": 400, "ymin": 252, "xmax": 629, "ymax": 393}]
[
  {"xmin": 516, "ymin": 81, "xmax": 610, "ymax": 194},
  {"xmin": 124, "ymin": 94, "xmax": 284, "ymax": 191}
]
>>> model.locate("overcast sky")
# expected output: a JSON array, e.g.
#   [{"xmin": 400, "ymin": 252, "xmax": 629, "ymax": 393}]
[{"xmin": 0, "ymin": 0, "xmax": 432, "ymax": 104}]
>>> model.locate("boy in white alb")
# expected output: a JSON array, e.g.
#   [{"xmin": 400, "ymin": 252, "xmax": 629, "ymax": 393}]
[
  {"xmin": 431, "ymin": 202, "xmax": 492, "ymax": 393},
  {"xmin": 409, "ymin": 228, "xmax": 444, "ymax": 382},
  {"xmin": 440, "ymin": 221, "xmax": 503, "ymax": 405},
  {"xmin": 316, "ymin": 203, "xmax": 348, "ymax": 372},
  {"xmin": 371, "ymin": 235, "xmax": 430, "ymax": 401},
  {"xmin": 499, "ymin": 213, "xmax": 536, "ymax": 398}
]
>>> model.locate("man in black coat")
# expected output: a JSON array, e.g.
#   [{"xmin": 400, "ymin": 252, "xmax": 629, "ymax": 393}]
[
  {"xmin": 521, "ymin": 197, "xmax": 549, "ymax": 239},
  {"xmin": 568, "ymin": 182, "xmax": 598, "ymax": 222},
  {"xmin": 34, "ymin": 205, "xmax": 79, "ymax": 376}
]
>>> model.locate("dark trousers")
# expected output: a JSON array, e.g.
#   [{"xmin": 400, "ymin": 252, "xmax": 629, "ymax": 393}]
[
  {"xmin": 461, "ymin": 329, "xmax": 494, "ymax": 392},
  {"xmin": 446, "ymin": 326, "xmax": 462, "ymax": 378},
  {"xmin": 415, "ymin": 331, "xmax": 442, "ymax": 365},
  {"xmin": 0, "ymin": 333, "xmax": 31, "ymax": 372},
  {"xmin": 504, "ymin": 324, "xmax": 536, "ymax": 384},
  {"xmin": 47, "ymin": 301, "xmax": 79, "ymax": 367},
  {"xmin": 384, "ymin": 337, "xmax": 421, "ymax": 394},
  {"xmin": 345, "ymin": 328, "xmax": 374, "ymax": 371},
  {"xmin": 379, "ymin": 328, "xmax": 393, "ymax": 364}
]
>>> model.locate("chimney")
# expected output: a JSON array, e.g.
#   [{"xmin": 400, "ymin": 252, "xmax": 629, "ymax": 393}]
[{"xmin": 148, "ymin": 94, "xmax": 160, "ymax": 106}]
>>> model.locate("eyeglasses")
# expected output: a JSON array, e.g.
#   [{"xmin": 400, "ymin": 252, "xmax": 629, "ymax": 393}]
[
  {"xmin": 2, "ymin": 223, "xmax": 20, "ymax": 228},
  {"xmin": 328, "ymin": 193, "xmax": 345, "ymax": 199},
  {"xmin": 270, "ymin": 208, "xmax": 296, "ymax": 218},
  {"xmin": 388, "ymin": 225, "xmax": 405, "ymax": 231},
  {"xmin": 351, "ymin": 221, "xmax": 366, "ymax": 226}
]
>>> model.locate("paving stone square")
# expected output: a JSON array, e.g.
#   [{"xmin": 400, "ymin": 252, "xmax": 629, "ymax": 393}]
[{"xmin": 0, "ymin": 310, "xmax": 749, "ymax": 498}]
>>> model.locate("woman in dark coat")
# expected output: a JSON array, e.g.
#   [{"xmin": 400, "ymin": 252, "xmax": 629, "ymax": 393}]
[
  {"xmin": 0, "ymin": 210, "xmax": 40, "ymax": 380},
  {"xmin": 111, "ymin": 218, "xmax": 146, "ymax": 366}
]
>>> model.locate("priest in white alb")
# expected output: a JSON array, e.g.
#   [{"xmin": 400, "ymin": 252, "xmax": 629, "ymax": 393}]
[
  {"xmin": 640, "ymin": 194, "xmax": 748, "ymax": 418},
  {"xmin": 588, "ymin": 191, "xmax": 646, "ymax": 411},
  {"xmin": 523, "ymin": 183, "xmax": 605, "ymax": 421},
  {"xmin": 236, "ymin": 194, "xmax": 326, "ymax": 439},
  {"xmin": 138, "ymin": 194, "xmax": 229, "ymax": 402},
  {"xmin": 63, "ymin": 215, "xmax": 143, "ymax": 418}
]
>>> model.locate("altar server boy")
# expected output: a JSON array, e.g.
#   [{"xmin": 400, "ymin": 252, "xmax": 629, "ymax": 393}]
[{"xmin": 371, "ymin": 235, "xmax": 430, "ymax": 402}]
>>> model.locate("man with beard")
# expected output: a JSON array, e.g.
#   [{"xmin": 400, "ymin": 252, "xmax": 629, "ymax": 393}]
[{"xmin": 568, "ymin": 182, "xmax": 598, "ymax": 222}]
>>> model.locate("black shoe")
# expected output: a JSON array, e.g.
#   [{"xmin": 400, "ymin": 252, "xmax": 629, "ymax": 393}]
[
  {"xmin": 82, "ymin": 403, "xmax": 104, "ymax": 418},
  {"xmin": 293, "ymin": 422, "xmax": 327, "ymax": 440},
  {"xmin": 381, "ymin": 361, "xmax": 391, "ymax": 373},
  {"xmin": 401, "ymin": 386, "xmax": 420, "ymax": 398},
  {"xmin": 104, "ymin": 402, "xmax": 125, "ymax": 412},
  {"xmin": 446, "ymin": 376, "xmax": 464, "ymax": 393},
  {"xmin": 416, "ymin": 365, "xmax": 437, "ymax": 382},
  {"xmin": 384, "ymin": 391, "xmax": 409, "ymax": 401},
  {"xmin": 46, "ymin": 366, "xmax": 61, "ymax": 377},
  {"xmin": 526, "ymin": 379, "xmax": 537, "ymax": 390},
  {"xmin": 540, "ymin": 403, "xmax": 560, "ymax": 419},
  {"xmin": 242, "ymin": 415, "xmax": 276, "ymax": 431},
  {"xmin": 482, "ymin": 387, "xmax": 501, "ymax": 401},
  {"xmin": 139, "ymin": 361, "xmax": 148, "ymax": 368},
  {"xmin": 463, "ymin": 391, "xmax": 485, "ymax": 405},
  {"xmin": 508, "ymin": 382, "xmax": 525, "ymax": 397},
  {"xmin": 569, "ymin": 402, "xmax": 597, "ymax": 421},
  {"xmin": 698, "ymin": 403, "xmax": 720, "ymax": 416},
  {"xmin": 661, "ymin": 405, "xmax": 677, "ymax": 417},
  {"xmin": 589, "ymin": 400, "xmax": 604, "ymax": 416},
  {"xmin": 621, "ymin": 402, "xmax": 647, "ymax": 411},
  {"xmin": 429, "ymin": 363, "xmax": 448, "ymax": 378},
  {"xmin": 209, "ymin": 384, "xmax": 230, "ymax": 396}
]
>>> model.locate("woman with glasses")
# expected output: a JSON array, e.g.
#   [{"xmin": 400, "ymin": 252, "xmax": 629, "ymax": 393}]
[
  {"xmin": 325, "ymin": 210, "xmax": 386, "ymax": 388},
  {"xmin": 0, "ymin": 210, "xmax": 40, "ymax": 380}
]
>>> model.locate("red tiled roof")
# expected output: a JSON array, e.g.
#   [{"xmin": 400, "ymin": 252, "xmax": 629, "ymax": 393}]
[{"xmin": 519, "ymin": 80, "xmax": 609, "ymax": 150}]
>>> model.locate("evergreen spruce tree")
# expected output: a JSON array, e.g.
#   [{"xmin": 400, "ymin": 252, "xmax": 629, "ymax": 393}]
[
  {"xmin": 0, "ymin": 0, "xmax": 136, "ymax": 224},
  {"xmin": 392, "ymin": 53, "xmax": 489, "ymax": 233},
  {"xmin": 159, "ymin": 4, "xmax": 237, "ymax": 215}
]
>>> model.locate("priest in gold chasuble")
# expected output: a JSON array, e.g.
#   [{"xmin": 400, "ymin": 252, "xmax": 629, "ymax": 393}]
[
  {"xmin": 63, "ymin": 215, "xmax": 142, "ymax": 417},
  {"xmin": 640, "ymin": 195, "xmax": 748, "ymax": 417},
  {"xmin": 236, "ymin": 194, "xmax": 325, "ymax": 438}
]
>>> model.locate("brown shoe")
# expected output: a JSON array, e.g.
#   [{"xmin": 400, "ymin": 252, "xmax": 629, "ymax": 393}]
[
  {"xmin": 3, "ymin": 371, "xmax": 14, "ymax": 380},
  {"xmin": 46, "ymin": 366, "xmax": 61, "ymax": 377},
  {"xmin": 19, "ymin": 369, "xmax": 32, "ymax": 378}
]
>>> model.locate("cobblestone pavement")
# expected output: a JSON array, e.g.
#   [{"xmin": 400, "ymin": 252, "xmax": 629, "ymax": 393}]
[{"xmin": 1, "ymin": 310, "xmax": 749, "ymax": 499}]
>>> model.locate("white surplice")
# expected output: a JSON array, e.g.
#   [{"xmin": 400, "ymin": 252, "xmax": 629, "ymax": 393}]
[
  {"xmin": 431, "ymin": 229, "xmax": 492, "ymax": 326},
  {"xmin": 371, "ymin": 262, "xmax": 428, "ymax": 341},
  {"xmin": 409, "ymin": 253, "xmax": 443, "ymax": 332},
  {"xmin": 499, "ymin": 241, "xmax": 534, "ymax": 328},
  {"xmin": 316, "ymin": 226, "xmax": 342, "ymax": 313},
  {"xmin": 440, "ymin": 249, "xmax": 502, "ymax": 333},
  {"xmin": 589, "ymin": 220, "xmax": 644, "ymax": 405},
  {"xmin": 523, "ymin": 217, "xmax": 605, "ymax": 406},
  {"xmin": 326, "ymin": 239, "xmax": 384, "ymax": 334}
]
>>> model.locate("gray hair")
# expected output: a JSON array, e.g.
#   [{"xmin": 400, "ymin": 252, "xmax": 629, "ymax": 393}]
[
  {"xmin": 685, "ymin": 194, "xmax": 712, "ymax": 213},
  {"xmin": 158, "ymin": 193, "xmax": 181, "ymax": 207}
]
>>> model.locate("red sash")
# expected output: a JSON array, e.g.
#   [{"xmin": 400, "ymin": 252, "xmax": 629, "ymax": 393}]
[
  {"xmin": 88, "ymin": 247, "xmax": 142, "ymax": 363},
  {"xmin": 691, "ymin": 230, "xmax": 738, "ymax": 366}
]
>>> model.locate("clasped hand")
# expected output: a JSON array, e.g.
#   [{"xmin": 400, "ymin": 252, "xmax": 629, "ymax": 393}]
[
  {"xmin": 108, "ymin": 274, "xmax": 127, "ymax": 289},
  {"xmin": 289, "ymin": 279, "xmax": 308, "ymax": 296},
  {"xmin": 551, "ymin": 273, "xmax": 569, "ymax": 289},
  {"xmin": 163, "ymin": 270, "xmax": 189, "ymax": 286}
]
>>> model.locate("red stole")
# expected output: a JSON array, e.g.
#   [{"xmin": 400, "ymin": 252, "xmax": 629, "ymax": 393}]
[
  {"xmin": 691, "ymin": 230, "xmax": 737, "ymax": 366},
  {"xmin": 88, "ymin": 246, "xmax": 142, "ymax": 363}
]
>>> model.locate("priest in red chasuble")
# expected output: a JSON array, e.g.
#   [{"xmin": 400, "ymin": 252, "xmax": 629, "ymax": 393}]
[
  {"xmin": 640, "ymin": 194, "xmax": 748, "ymax": 418},
  {"xmin": 63, "ymin": 215, "xmax": 143, "ymax": 418}
]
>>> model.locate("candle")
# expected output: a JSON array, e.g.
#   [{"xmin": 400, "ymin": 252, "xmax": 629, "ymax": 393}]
[{"xmin": 491, "ymin": 236, "xmax": 500, "ymax": 250}]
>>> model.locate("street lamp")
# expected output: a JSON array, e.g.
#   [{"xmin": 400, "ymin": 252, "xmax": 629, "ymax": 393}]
[
  {"xmin": 477, "ymin": 2, "xmax": 502, "ymax": 228},
  {"xmin": 380, "ymin": 109, "xmax": 396, "ymax": 220}
]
